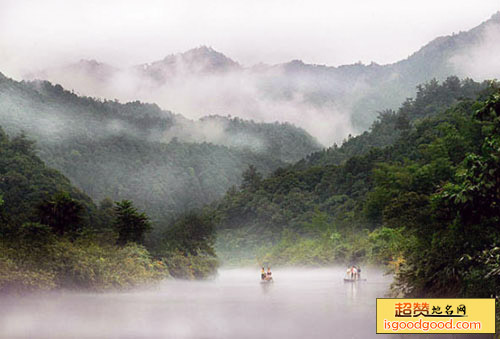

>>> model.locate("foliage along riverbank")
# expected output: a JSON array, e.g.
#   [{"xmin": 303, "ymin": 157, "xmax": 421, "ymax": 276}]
[
  {"xmin": 209, "ymin": 78, "xmax": 500, "ymax": 322},
  {"xmin": 0, "ymin": 128, "xmax": 218, "ymax": 294}
]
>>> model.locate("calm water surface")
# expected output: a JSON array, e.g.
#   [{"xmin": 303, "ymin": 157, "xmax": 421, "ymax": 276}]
[{"xmin": 1, "ymin": 267, "xmax": 398, "ymax": 339}]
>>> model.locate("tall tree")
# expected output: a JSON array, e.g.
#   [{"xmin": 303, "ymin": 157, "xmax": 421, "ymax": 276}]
[
  {"xmin": 113, "ymin": 200, "xmax": 151, "ymax": 245},
  {"xmin": 241, "ymin": 165, "xmax": 262, "ymax": 191},
  {"xmin": 38, "ymin": 192, "xmax": 84, "ymax": 236},
  {"xmin": 164, "ymin": 213, "xmax": 215, "ymax": 256}
]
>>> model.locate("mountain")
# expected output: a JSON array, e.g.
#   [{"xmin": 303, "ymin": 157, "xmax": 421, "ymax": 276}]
[
  {"xmin": 27, "ymin": 59, "xmax": 118, "ymax": 82},
  {"xmin": 0, "ymin": 74, "xmax": 321, "ymax": 221},
  {"xmin": 24, "ymin": 13, "xmax": 500, "ymax": 145},
  {"xmin": 135, "ymin": 46, "xmax": 242, "ymax": 83},
  {"xmin": 348, "ymin": 11, "xmax": 500, "ymax": 121}
]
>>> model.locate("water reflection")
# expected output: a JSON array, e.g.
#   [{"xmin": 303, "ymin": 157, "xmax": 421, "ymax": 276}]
[
  {"xmin": 260, "ymin": 281, "xmax": 274, "ymax": 294},
  {"xmin": 345, "ymin": 278, "xmax": 359, "ymax": 300}
]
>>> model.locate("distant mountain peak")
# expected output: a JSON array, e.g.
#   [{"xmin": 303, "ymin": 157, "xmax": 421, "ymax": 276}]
[
  {"xmin": 78, "ymin": 59, "xmax": 101, "ymax": 65},
  {"xmin": 73, "ymin": 59, "xmax": 115, "ymax": 71},
  {"xmin": 281, "ymin": 59, "xmax": 309, "ymax": 72},
  {"xmin": 179, "ymin": 45, "xmax": 220, "ymax": 57},
  {"xmin": 288, "ymin": 59, "xmax": 305, "ymax": 66},
  {"xmin": 175, "ymin": 45, "xmax": 241, "ymax": 69},
  {"xmin": 61, "ymin": 59, "xmax": 118, "ymax": 81},
  {"xmin": 136, "ymin": 46, "xmax": 241, "ymax": 82}
]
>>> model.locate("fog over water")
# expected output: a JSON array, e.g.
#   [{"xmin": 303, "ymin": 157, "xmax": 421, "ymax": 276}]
[{"xmin": 0, "ymin": 267, "xmax": 394, "ymax": 339}]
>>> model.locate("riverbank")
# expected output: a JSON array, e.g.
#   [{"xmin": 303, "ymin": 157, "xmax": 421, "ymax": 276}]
[{"xmin": 0, "ymin": 237, "xmax": 218, "ymax": 294}]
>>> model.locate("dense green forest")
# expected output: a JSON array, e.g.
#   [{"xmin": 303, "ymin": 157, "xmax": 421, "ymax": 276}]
[
  {"xmin": 0, "ymin": 128, "xmax": 218, "ymax": 293},
  {"xmin": 0, "ymin": 72, "xmax": 320, "ymax": 221},
  {"xmin": 209, "ymin": 77, "xmax": 500, "ymax": 315}
]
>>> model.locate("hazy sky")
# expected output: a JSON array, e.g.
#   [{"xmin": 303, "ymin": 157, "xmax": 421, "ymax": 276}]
[{"xmin": 0, "ymin": 0, "xmax": 499, "ymax": 78}]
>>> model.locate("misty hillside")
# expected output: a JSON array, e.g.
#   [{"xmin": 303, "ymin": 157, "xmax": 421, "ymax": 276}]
[
  {"xmin": 293, "ymin": 77, "xmax": 489, "ymax": 168},
  {"xmin": 0, "ymin": 126, "xmax": 99, "ymax": 230},
  {"xmin": 211, "ymin": 78, "xmax": 498, "ymax": 265},
  {"xmin": 0, "ymin": 73, "xmax": 320, "ymax": 219},
  {"xmin": 24, "ymin": 12, "xmax": 500, "ymax": 145}
]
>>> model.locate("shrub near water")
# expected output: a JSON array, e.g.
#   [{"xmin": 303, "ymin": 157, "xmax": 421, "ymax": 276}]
[
  {"xmin": 0, "ymin": 234, "xmax": 167, "ymax": 293},
  {"xmin": 0, "ymin": 251, "xmax": 56, "ymax": 293},
  {"xmin": 162, "ymin": 250, "xmax": 218, "ymax": 279},
  {"xmin": 51, "ymin": 240, "xmax": 167, "ymax": 290},
  {"xmin": 256, "ymin": 228, "xmax": 382, "ymax": 267},
  {"xmin": 152, "ymin": 212, "xmax": 219, "ymax": 279}
]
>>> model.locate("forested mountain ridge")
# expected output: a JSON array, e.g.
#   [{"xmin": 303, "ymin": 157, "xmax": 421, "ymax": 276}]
[
  {"xmin": 0, "ymin": 73, "xmax": 320, "ymax": 220},
  {"xmin": 25, "ymin": 13, "xmax": 500, "ymax": 144},
  {"xmin": 0, "ymin": 72, "xmax": 320, "ymax": 160},
  {"xmin": 294, "ymin": 77, "xmax": 490, "ymax": 168},
  {"xmin": 0, "ymin": 127, "xmax": 97, "ymax": 230},
  {"xmin": 274, "ymin": 12, "xmax": 500, "ymax": 129}
]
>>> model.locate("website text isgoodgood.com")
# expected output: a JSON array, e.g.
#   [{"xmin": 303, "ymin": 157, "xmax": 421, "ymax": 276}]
[{"xmin": 384, "ymin": 318, "xmax": 481, "ymax": 332}]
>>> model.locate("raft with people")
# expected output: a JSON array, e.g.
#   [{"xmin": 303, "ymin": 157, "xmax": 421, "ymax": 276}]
[
  {"xmin": 344, "ymin": 265, "xmax": 366, "ymax": 282},
  {"xmin": 260, "ymin": 266, "xmax": 273, "ymax": 283}
]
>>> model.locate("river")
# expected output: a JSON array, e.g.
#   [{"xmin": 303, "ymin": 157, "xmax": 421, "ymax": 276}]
[{"xmin": 0, "ymin": 267, "xmax": 398, "ymax": 339}]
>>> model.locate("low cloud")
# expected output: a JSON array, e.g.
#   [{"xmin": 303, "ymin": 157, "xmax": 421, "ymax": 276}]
[
  {"xmin": 25, "ymin": 54, "xmax": 361, "ymax": 146},
  {"xmin": 449, "ymin": 20, "xmax": 500, "ymax": 80}
]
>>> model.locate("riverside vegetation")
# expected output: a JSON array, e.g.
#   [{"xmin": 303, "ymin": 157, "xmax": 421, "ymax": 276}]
[{"xmin": 0, "ymin": 127, "xmax": 218, "ymax": 292}]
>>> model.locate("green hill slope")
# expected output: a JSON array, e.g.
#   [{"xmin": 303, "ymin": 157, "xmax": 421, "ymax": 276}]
[{"xmin": 0, "ymin": 74, "xmax": 320, "ymax": 220}]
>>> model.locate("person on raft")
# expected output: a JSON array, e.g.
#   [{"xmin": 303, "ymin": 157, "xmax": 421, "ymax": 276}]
[
  {"xmin": 346, "ymin": 265, "xmax": 362, "ymax": 280},
  {"xmin": 261, "ymin": 266, "xmax": 273, "ymax": 281},
  {"xmin": 261, "ymin": 267, "xmax": 266, "ymax": 280}
]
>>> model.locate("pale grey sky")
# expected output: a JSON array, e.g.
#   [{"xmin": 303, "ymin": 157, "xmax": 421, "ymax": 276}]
[{"xmin": 0, "ymin": 0, "xmax": 499, "ymax": 78}]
